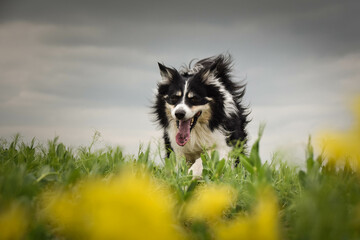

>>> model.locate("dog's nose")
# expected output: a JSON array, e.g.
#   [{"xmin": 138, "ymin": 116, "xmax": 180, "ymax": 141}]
[{"xmin": 175, "ymin": 110, "xmax": 186, "ymax": 120}]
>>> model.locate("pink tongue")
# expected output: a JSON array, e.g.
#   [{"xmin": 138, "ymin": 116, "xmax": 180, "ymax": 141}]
[{"xmin": 176, "ymin": 119, "xmax": 191, "ymax": 146}]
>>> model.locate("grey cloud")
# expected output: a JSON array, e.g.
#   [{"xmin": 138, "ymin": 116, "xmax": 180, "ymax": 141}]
[
  {"xmin": 0, "ymin": 0, "xmax": 353, "ymax": 25},
  {"xmin": 0, "ymin": 22, "xmax": 161, "ymax": 108},
  {"xmin": 2, "ymin": 0, "xmax": 359, "ymax": 58}
]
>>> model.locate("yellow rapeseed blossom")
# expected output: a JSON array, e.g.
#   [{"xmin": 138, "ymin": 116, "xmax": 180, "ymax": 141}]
[
  {"xmin": 42, "ymin": 170, "xmax": 184, "ymax": 240},
  {"xmin": 318, "ymin": 96, "xmax": 360, "ymax": 170},
  {"xmin": 185, "ymin": 184, "xmax": 237, "ymax": 221},
  {"xmin": 214, "ymin": 188, "xmax": 280, "ymax": 240},
  {"xmin": 0, "ymin": 203, "xmax": 28, "ymax": 240}
]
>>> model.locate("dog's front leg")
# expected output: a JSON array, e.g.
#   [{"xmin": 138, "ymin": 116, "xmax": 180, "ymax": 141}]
[
  {"xmin": 188, "ymin": 146, "xmax": 231, "ymax": 177},
  {"xmin": 188, "ymin": 158, "xmax": 203, "ymax": 177}
]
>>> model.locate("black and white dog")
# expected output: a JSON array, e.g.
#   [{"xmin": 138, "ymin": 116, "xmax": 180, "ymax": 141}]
[{"xmin": 153, "ymin": 54, "xmax": 248, "ymax": 176}]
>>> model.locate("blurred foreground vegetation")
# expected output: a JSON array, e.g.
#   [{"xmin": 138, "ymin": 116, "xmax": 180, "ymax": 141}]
[{"xmin": 1, "ymin": 98, "xmax": 360, "ymax": 240}]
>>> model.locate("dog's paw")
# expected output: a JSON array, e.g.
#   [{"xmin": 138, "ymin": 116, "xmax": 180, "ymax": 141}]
[{"xmin": 188, "ymin": 158, "xmax": 203, "ymax": 178}]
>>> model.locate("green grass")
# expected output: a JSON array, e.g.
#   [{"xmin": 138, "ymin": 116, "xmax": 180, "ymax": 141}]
[{"xmin": 1, "ymin": 129, "xmax": 360, "ymax": 240}]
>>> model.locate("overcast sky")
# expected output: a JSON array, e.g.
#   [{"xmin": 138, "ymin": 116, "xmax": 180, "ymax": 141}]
[{"xmin": 1, "ymin": 0, "xmax": 359, "ymax": 163}]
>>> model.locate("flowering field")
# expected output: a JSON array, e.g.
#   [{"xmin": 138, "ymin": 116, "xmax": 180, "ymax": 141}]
[{"xmin": 1, "ymin": 98, "xmax": 360, "ymax": 240}]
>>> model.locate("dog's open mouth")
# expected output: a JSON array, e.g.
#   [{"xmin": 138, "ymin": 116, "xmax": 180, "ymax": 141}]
[{"xmin": 175, "ymin": 111, "xmax": 202, "ymax": 146}]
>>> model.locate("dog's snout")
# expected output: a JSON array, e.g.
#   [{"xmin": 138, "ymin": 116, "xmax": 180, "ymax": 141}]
[{"xmin": 175, "ymin": 110, "xmax": 186, "ymax": 120}]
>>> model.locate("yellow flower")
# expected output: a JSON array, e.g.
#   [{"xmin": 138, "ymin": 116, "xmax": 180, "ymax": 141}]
[
  {"xmin": 0, "ymin": 203, "xmax": 28, "ymax": 240},
  {"xmin": 42, "ymin": 190, "xmax": 82, "ymax": 235},
  {"xmin": 253, "ymin": 189, "xmax": 280, "ymax": 240},
  {"xmin": 317, "ymin": 96, "xmax": 360, "ymax": 170},
  {"xmin": 185, "ymin": 184, "xmax": 237, "ymax": 221},
  {"xmin": 214, "ymin": 187, "xmax": 280, "ymax": 240},
  {"xmin": 42, "ymin": 170, "xmax": 184, "ymax": 240}
]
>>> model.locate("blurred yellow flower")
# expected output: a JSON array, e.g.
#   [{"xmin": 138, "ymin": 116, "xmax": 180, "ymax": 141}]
[
  {"xmin": 42, "ymin": 170, "xmax": 184, "ymax": 240},
  {"xmin": 0, "ymin": 203, "xmax": 28, "ymax": 240},
  {"xmin": 185, "ymin": 184, "xmax": 237, "ymax": 221},
  {"xmin": 214, "ymin": 188, "xmax": 279, "ymax": 240},
  {"xmin": 318, "ymin": 96, "xmax": 360, "ymax": 170}
]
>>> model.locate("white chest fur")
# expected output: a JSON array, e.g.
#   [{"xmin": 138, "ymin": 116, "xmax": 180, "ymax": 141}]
[{"xmin": 167, "ymin": 121, "xmax": 231, "ymax": 163}]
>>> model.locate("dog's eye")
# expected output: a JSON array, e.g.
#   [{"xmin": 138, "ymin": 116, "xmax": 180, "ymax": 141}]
[
  {"xmin": 189, "ymin": 95, "xmax": 201, "ymax": 104},
  {"xmin": 169, "ymin": 95, "xmax": 180, "ymax": 104}
]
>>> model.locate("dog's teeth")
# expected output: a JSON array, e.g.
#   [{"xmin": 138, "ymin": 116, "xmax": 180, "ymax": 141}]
[{"xmin": 191, "ymin": 119, "xmax": 194, "ymax": 125}]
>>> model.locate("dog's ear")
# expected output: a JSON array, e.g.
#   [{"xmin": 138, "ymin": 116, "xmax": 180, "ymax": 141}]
[
  {"xmin": 201, "ymin": 61, "xmax": 218, "ymax": 82},
  {"xmin": 158, "ymin": 62, "xmax": 174, "ymax": 84},
  {"xmin": 201, "ymin": 54, "xmax": 232, "ymax": 83},
  {"xmin": 209, "ymin": 59, "xmax": 219, "ymax": 72},
  {"xmin": 199, "ymin": 56, "xmax": 220, "ymax": 81}
]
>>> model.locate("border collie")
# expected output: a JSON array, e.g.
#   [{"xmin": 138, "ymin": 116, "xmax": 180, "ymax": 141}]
[{"xmin": 153, "ymin": 54, "xmax": 248, "ymax": 176}]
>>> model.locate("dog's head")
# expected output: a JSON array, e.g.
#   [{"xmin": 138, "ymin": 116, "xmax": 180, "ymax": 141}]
[
  {"xmin": 158, "ymin": 62, "xmax": 211, "ymax": 146},
  {"xmin": 154, "ymin": 55, "xmax": 238, "ymax": 147}
]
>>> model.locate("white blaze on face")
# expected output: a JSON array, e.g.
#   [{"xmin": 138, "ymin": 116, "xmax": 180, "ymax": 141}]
[
  {"xmin": 169, "ymin": 80, "xmax": 193, "ymax": 146},
  {"xmin": 171, "ymin": 80, "xmax": 196, "ymax": 120}
]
